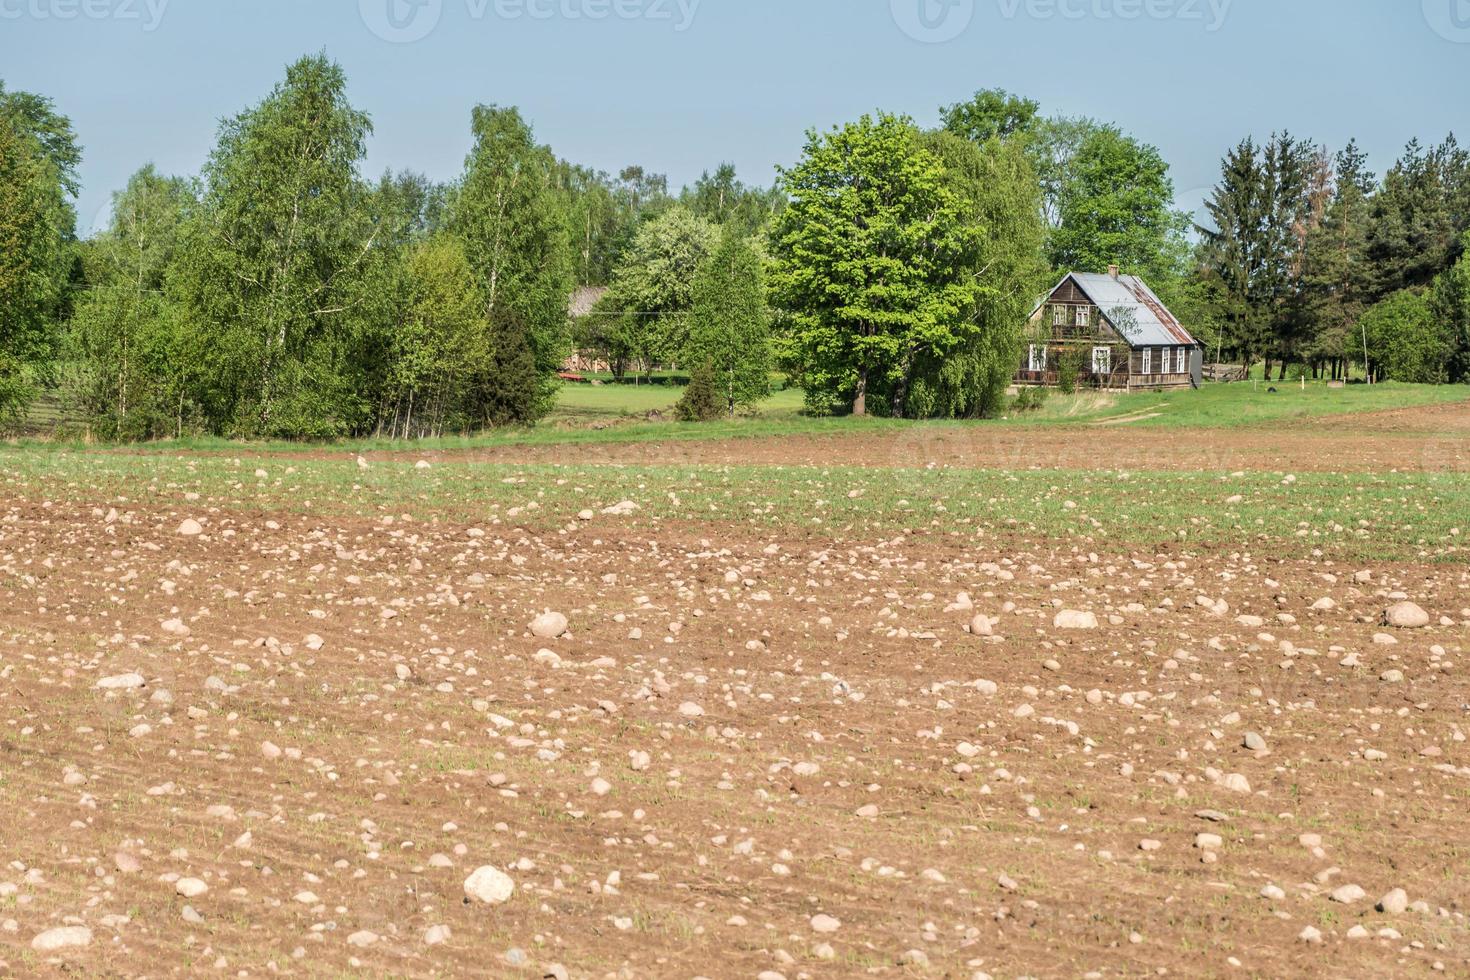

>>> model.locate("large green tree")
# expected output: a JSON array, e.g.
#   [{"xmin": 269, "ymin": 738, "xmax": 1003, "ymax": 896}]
[
  {"xmin": 1297, "ymin": 141, "xmax": 1376, "ymax": 376},
  {"xmin": 66, "ymin": 165, "xmax": 196, "ymax": 438},
  {"xmin": 913, "ymin": 129, "xmax": 1048, "ymax": 418},
  {"xmin": 1430, "ymin": 231, "xmax": 1470, "ymax": 383},
  {"xmin": 1366, "ymin": 136, "xmax": 1470, "ymax": 299},
  {"xmin": 1361, "ymin": 288, "xmax": 1450, "ymax": 383},
  {"xmin": 177, "ymin": 54, "xmax": 376, "ymax": 437},
  {"xmin": 681, "ymin": 163, "xmax": 785, "ymax": 237},
  {"xmin": 380, "ymin": 234, "xmax": 489, "ymax": 437},
  {"xmin": 1198, "ymin": 133, "xmax": 1317, "ymax": 371},
  {"xmin": 0, "ymin": 83, "xmax": 79, "ymax": 423},
  {"xmin": 451, "ymin": 105, "xmax": 573, "ymax": 423},
  {"xmin": 685, "ymin": 232, "xmax": 770, "ymax": 415},
  {"xmin": 598, "ymin": 204, "xmax": 720, "ymax": 377},
  {"xmin": 768, "ymin": 112, "xmax": 982, "ymax": 418},
  {"xmin": 940, "ymin": 89, "xmax": 1040, "ymax": 145},
  {"xmin": 1048, "ymin": 127, "xmax": 1188, "ymax": 282}
]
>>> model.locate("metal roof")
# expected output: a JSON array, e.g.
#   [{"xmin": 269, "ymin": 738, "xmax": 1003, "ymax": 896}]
[{"xmin": 1033, "ymin": 272, "xmax": 1199, "ymax": 348}]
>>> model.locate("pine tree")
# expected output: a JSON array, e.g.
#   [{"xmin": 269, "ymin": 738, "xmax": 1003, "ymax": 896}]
[
  {"xmin": 1366, "ymin": 136, "xmax": 1470, "ymax": 299},
  {"xmin": 1298, "ymin": 141, "xmax": 1375, "ymax": 378},
  {"xmin": 1199, "ymin": 139, "xmax": 1267, "ymax": 366}
]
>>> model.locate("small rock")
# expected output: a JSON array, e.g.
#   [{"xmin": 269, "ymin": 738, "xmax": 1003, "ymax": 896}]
[
  {"xmin": 1330, "ymin": 884, "xmax": 1367, "ymax": 904},
  {"xmin": 177, "ymin": 519, "xmax": 203, "ymax": 537}
]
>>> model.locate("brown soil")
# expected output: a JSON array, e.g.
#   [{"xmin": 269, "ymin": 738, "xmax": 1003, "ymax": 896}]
[{"xmin": 2, "ymin": 409, "xmax": 1468, "ymax": 978}]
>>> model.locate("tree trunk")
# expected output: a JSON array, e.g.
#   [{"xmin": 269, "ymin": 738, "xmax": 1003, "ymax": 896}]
[{"xmin": 853, "ymin": 367, "xmax": 868, "ymax": 418}]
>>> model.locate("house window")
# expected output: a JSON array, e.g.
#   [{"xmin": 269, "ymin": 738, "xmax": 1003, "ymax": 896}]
[
  {"xmin": 1142, "ymin": 348, "xmax": 1152, "ymax": 375},
  {"xmin": 1076, "ymin": 307, "xmax": 1091, "ymax": 328},
  {"xmin": 1176, "ymin": 348, "xmax": 1187, "ymax": 374},
  {"xmin": 1028, "ymin": 345, "xmax": 1046, "ymax": 373},
  {"xmin": 1053, "ymin": 306, "xmax": 1066, "ymax": 327},
  {"xmin": 1092, "ymin": 346, "xmax": 1111, "ymax": 375}
]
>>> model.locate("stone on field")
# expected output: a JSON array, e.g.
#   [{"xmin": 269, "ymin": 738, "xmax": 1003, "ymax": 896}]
[
  {"xmin": 1053, "ymin": 610, "xmax": 1099, "ymax": 630},
  {"xmin": 529, "ymin": 611, "xmax": 569, "ymax": 639},
  {"xmin": 177, "ymin": 518, "xmax": 203, "ymax": 536},
  {"xmin": 176, "ymin": 877, "xmax": 208, "ymax": 898},
  {"xmin": 464, "ymin": 866, "xmax": 515, "ymax": 905},
  {"xmin": 1378, "ymin": 889, "xmax": 1409, "ymax": 915},
  {"xmin": 31, "ymin": 926, "xmax": 92, "ymax": 952},
  {"xmin": 97, "ymin": 673, "xmax": 146, "ymax": 691},
  {"xmin": 810, "ymin": 914, "xmax": 841, "ymax": 934},
  {"xmin": 1383, "ymin": 602, "xmax": 1431, "ymax": 629}
]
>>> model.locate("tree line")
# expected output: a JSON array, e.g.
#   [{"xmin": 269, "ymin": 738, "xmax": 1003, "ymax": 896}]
[{"xmin": 2, "ymin": 64, "xmax": 1467, "ymax": 438}]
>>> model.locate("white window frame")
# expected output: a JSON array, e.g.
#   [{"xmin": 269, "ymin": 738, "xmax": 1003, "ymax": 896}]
[
  {"xmin": 1092, "ymin": 346, "xmax": 1111, "ymax": 375},
  {"xmin": 1176, "ymin": 348, "xmax": 1187, "ymax": 374},
  {"xmin": 1028, "ymin": 344, "xmax": 1046, "ymax": 373},
  {"xmin": 1076, "ymin": 306, "xmax": 1091, "ymax": 328},
  {"xmin": 1141, "ymin": 348, "xmax": 1152, "ymax": 375},
  {"xmin": 1053, "ymin": 306, "xmax": 1066, "ymax": 327}
]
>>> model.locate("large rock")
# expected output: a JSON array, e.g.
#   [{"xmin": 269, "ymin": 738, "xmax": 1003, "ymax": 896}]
[
  {"xmin": 529, "ymin": 611, "xmax": 569, "ymax": 639},
  {"xmin": 1383, "ymin": 602, "xmax": 1431, "ymax": 629},
  {"xmin": 464, "ymin": 866, "xmax": 515, "ymax": 905},
  {"xmin": 1053, "ymin": 610, "xmax": 1099, "ymax": 630},
  {"xmin": 32, "ymin": 926, "xmax": 92, "ymax": 952},
  {"xmin": 177, "ymin": 518, "xmax": 203, "ymax": 536}
]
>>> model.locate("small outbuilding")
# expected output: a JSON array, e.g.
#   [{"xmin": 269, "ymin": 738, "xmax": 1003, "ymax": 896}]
[{"xmin": 1017, "ymin": 267, "xmax": 1201, "ymax": 391}]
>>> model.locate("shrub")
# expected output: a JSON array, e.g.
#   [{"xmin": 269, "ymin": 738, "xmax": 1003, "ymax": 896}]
[
  {"xmin": 1012, "ymin": 385, "xmax": 1048, "ymax": 413},
  {"xmin": 675, "ymin": 361, "xmax": 725, "ymax": 422}
]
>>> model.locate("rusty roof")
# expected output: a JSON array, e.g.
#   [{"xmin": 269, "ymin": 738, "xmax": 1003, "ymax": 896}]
[{"xmin": 1032, "ymin": 272, "xmax": 1199, "ymax": 348}]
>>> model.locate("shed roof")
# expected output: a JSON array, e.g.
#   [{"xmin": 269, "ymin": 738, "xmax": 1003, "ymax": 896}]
[
  {"xmin": 568, "ymin": 285, "xmax": 609, "ymax": 319},
  {"xmin": 1035, "ymin": 272, "xmax": 1199, "ymax": 348}
]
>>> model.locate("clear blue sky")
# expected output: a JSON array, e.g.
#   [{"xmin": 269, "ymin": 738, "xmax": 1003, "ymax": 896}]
[{"xmin": 2, "ymin": 0, "xmax": 1466, "ymax": 236}]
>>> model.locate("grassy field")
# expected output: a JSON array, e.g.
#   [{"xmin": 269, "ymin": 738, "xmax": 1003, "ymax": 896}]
[
  {"xmin": 554, "ymin": 378, "xmax": 1470, "ymax": 432},
  {"xmin": 3, "ymin": 438, "xmax": 1465, "ymax": 563},
  {"xmin": 12, "ymin": 380, "xmax": 1468, "ymax": 454}
]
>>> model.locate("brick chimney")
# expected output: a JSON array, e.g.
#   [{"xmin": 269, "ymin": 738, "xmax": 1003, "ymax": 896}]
[{"xmin": 1108, "ymin": 264, "xmax": 1120, "ymax": 280}]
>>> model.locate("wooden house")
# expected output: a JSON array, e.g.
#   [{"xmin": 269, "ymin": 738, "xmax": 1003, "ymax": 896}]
[{"xmin": 1017, "ymin": 268, "xmax": 1201, "ymax": 391}]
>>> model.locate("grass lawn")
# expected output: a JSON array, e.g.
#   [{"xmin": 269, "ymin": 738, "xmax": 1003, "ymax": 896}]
[
  {"xmin": 552, "ymin": 380, "xmax": 806, "ymax": 422},
  {"xmin": 1014, "ymin": 380, "xmax": 1470, "ymax": 429}
]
